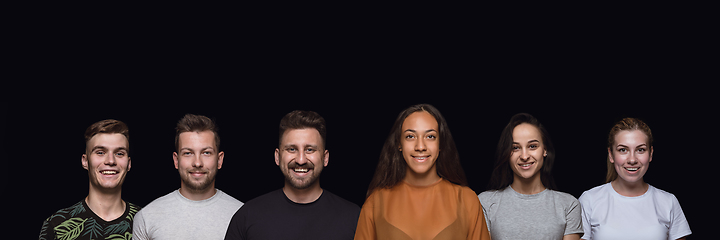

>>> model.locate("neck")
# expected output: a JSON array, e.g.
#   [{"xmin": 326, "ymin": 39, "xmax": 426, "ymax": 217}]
[
  {"xmin": 403, "ymin": 167, "xmax": 441, "ymax": 187},
  {"xmin": 283, "ymin": 182, "xmax": 323, "ymax": 204},
  {"xmin": 511, "ymin": 174, "xmax": 545, "ymax": 195},
  {"xmin": 179, "ymin": 182, "xmax": 217, "ymax": 201},
  {"xmin": 86, "ymin": 185, "xmax": 125, "ymax": 221},
  {"xmin": 611, "ymin": 178, "xmax": 648, "ymax": 197}
]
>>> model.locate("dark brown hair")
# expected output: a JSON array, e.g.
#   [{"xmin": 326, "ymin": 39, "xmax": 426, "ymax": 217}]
[
  {"xmin": 605, "ymin": 117, "xmax": 653, "ymax": 183},
  {"xmin": 366, "ymin": 104, "xmax": 467, "ymax": 197},
  {"xmin": 175, "ymin": 114, "xmax": 220, "ymax": 151},
  {"xmin": 279, "ymin": 110, "xmax": 327, "ymax": 148},
  {"xmin": 84, "ymin": 119, "xmax": 130, "ymax": 154},
  {"xmin": 487, "ymin": 113, "xmax": 557, "ymax": 190}
]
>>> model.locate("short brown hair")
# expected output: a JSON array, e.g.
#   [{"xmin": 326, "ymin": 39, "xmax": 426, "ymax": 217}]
[
  {"xmin": 279, "ymin": 110, "xmax": 327, "ymax": 148},
  {"xmin": 84, "ymin": 119, "xmax": 130, "ymax": 153},
  {"xmin": 605, "ymin": 117, "xmax": 653, "ymax": 183},
  {"xmin": 175, "ymin": 114, "xmax": 220, "ymax": 151}
]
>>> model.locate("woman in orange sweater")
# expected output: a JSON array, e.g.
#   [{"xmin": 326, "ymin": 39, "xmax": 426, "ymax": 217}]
[{"xmin": 354, "ymin": 104, "xmax": 491, "ymax": 240}]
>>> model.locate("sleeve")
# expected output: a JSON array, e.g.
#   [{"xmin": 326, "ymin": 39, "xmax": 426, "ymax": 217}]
[
  {"xmin": 38, "ymin": 217, "xmax": 54, "ymax": 240},
  {"xmin": 564, "ymin": 197, "xmax": 584, "ymax": 236},
  {"xmin": 224, "ymin": 206, "xmax": 247, "ymax": 240},
  {"xmin": 132, "ymin": 209, "xmax": 149, "ymax": 240},
  {"xmin": 353, "ymin": 196, "xmax": 376, "ymax": 240},
  {"xmin": 465, "ymin": 189, "xmax": 491, "ymax": 240},
  {"xmin": 578, "ymin": 193, "xmax": 592, "ymax": 240},
  {"xmin": 667, "ymin": 195, "xmax": 691, "ymax": 240}
]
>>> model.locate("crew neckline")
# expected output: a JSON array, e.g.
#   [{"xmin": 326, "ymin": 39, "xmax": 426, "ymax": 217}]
[{"xmin": 508, "ymin": 185, "xmax": 548, "ymax": 199}]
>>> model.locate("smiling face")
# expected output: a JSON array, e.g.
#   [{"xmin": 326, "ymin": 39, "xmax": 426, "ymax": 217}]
[
  {"xmin": 510, "ymin": 123, "xmax": 547, "ymax": 181},
  {"xmin": 275, "ymin": 128, "xmax": 329, "ymax": 190},
  {"xmin": 82, "ymin": 133, "xmax": 131, "ymax": 191},
  {"xmin": 609, "ymin": 130, "xmax": 653, "ymax": 184},
  {"xmin": 173, "ymin": 130, "xmax": 224, "ymax": 192},
  {"xmin": 400, "ymin": 111, "xmax": 440, "ymax": 178}
]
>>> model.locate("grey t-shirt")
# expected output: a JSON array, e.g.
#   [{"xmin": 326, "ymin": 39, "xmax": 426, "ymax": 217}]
[
  {"xmin": 133, "ymin": 189, "xmax": 244, "ymax": 240},
  {"xmin": 478, "ymin": 186, "xmax": 583, "ymax": 240}
]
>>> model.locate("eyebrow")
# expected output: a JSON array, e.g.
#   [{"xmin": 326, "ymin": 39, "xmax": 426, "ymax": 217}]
[
  {"xmin": 403, "ymin": 129, "xmax": 438, "ymax": 133},
  {"xmin": 91, "ymin": 146, "xmax": 128, "ymax": 152},
  {"xmin": 616, "ymin": 143, "xmax": 646, "ymax": 148},
  {"xmin": 513, "ymin": 140, "xmax": 539, "ymax": 144},
  {"xmin": 180, "ymin": 147, "xmax": 215, "ymax": 152}
]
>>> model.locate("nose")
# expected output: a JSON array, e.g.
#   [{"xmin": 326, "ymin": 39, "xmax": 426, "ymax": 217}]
[
  {"xmin": 295, "ymin": 151, "xmax": 308, "ymax": 165},
  {"xmin": 105, "ymin": 153, "xmax": 117, "ymax": 166},
  {"xmin": 192, "ymin": 155, "xmax": 203, "ymax": 168},
  {"xmin": 628, "ymin": 152, "xmax": 638, "ymax": 165},
  {"xmin": 415, "ymin": 138, "xmax": 427, "ymax": 152},
  {"xmin": 520, "ymin": 148, "xmax": 530, "ymax": 161}
]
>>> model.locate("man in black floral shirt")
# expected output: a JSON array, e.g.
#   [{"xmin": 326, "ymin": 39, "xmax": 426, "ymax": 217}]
[{"xmin": 39, "ymin": 119, "xmax": 140, "ymax": 240}]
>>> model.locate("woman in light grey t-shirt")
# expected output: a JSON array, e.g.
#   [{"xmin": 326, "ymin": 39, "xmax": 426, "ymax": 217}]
[{"xmin": 478, "ymin": 113, "xmax": 582, "ymax": 240}]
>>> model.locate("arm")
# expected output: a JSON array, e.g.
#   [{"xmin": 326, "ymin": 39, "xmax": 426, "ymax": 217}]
[
  {"xmin": 38, "ymin": 217, "xmax": 54, "ymax": 240},
  {"xmin": 224, "ymin": 207, "xmax": 246, "ymax": 240},
  {"xmin": 467, "ymin": 190, "xmax": 491, "ymax": 240},
  {"xmin": 131, "ymin": 210, "xmax": 149, "ymax": 240},
  {"xmin": 563, "ymin": 233, "xmax": 580, "ymax": 240},
  {"xmin": 354, "ymin": 198, "xmax": 376, "ymax": 240}
]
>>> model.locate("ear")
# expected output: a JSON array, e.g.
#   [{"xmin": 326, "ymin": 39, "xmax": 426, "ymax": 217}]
[
  {"xmin": 127, "ymin": 157, "xmax": 132, "ymax": 172},
  {"xmin": 217, "ymin": 151, "xmax": 225, "ymax": 169},
  {"xmin": 275, "ymin": 148, "xmax": 280, "ymax": 166},
  {"xmin": 648, "ymin": 146, "xmax": 653, "ymax": 163},
  {"xmin": 323, "ymin": 150, "xmax": 329, "ymax": 167},
  {"xmin": 82, "ymin": 154, "xmax": 89, "ymax": 170},
  {"xmin": 543, "ymin": 149, "xmax": 547, "ymax": 157},
  {"xmin": 607, "ymin": 148, "xmax": 615, "ymax": 163},
  {"xmin": 173, "ymin": 152, "xmax": 180, "ymax": 169}
]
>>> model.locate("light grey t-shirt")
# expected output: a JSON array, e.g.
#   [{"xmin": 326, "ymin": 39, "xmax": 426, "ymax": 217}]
[
  {"xmin": 132, "ymin": 189, "xmax": 243, "ymax": 240},
  {"xmin": 478, "ymin": 186, "xmax": 583, "ymax": 240}
]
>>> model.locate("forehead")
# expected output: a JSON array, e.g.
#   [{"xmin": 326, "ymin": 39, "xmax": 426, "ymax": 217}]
[
  {"xmin": 281, "ymin": 128, "xmax": 322, "ymax": 146},
  {"xmin": 87, "ymin": 133, "xmax": 128, "ymax": 149},
  {"xmin": 512, "ymin": 123, "xmax": 541, "ymax": 141},
  {"xmin": 178, "ymin": 130, "xmax": 216, "ymax": 148},
  {"xmin": 402, "ymin": 111, "xmax": 438, "ymax": 130},
  {"xmin": 614, "ymin": 130, "xmax": 649, "ymax": 145}
]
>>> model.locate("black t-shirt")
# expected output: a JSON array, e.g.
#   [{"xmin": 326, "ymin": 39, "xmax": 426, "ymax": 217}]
[
  {"xmin": 224, "ymin": 189, "xmax": 360, "ymax": 240},
  {"xmin": 39, "ymin": 200, "xmax": 140, "ymax": 240}
]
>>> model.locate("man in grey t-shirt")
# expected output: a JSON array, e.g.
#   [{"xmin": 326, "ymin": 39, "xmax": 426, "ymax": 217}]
[
  {"xmin": 133, "ymin": 114, "xmax": 243, "ymax": 239},
  {"xmin": 478, "ymin": 186, "xmax": 583, "ymax": 240}
]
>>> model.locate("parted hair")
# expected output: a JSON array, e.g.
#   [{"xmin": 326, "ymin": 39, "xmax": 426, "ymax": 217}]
[
  {"xmin": 278, "ymin": 110, "xmax": 327, "ymax": 148},
  {"xmin": 366, "ymin": 104, "xmax": 467, "ymax": 197},
  {"xmin": 605, "ymin": 117, "xmax": 653, "ymax": 183},
  {"xmin": 487, "ymin": 113, "xmax": 557, "ymax": 191},
  {"xmin": 174, "ymin": 114, "xmax": 220, "ymax": 151},
  {"xmin": 84, "ymin": 119, "xmax": 130, "ymax": 153}
]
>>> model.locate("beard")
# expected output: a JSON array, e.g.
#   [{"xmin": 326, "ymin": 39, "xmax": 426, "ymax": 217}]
[
  {"xmin": 283, "ymin": 161, "xmax": 323, "ymax": 189},
  {"xmin": 180, "ymin": 168, "xmax": 218, "ymax": 191}
]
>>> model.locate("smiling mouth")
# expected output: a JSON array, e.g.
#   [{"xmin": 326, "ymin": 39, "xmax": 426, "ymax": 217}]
[
  {"xmin": 100, "ymin": 170, "xmax": 118, "ymax": 175},
  {"xmin": 293, "ymin": 168, "xmax": 309, "ymax": 173},
  {"xmin": 625, "ymin": 167, "xmax": 639, "ymax": 172},
  {"xmin": 519, "ymin": 162, "xmax": 535, "ymax": 168}
]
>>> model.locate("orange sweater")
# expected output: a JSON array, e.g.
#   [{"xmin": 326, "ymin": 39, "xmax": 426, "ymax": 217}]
[{"xmin": 355, "ymin": 178, "xmax": 491, "ymax": 240}]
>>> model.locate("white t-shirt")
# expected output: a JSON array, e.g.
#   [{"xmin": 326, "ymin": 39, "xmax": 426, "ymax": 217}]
[{"xmin": 578, "ymin": 183, "xmax": 691, "ymax": 240}]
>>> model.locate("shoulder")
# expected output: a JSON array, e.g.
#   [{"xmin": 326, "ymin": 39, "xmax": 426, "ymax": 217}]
[
  {"xmin": 478, "ymin": 189, "xmax": 504, "ymax": 205},
  {"xmin": 579, "ymin": 183, "xmax": 610, "ymax": 204},
  {"xmin": 243, "ymin": 189, "xmax": 283, "ymax": 208},
  {"xmin": 45, "ymin": 201, "xmax": 86, "ymax": 222},
  {"xmin": 137, "ymin": 190, "xmax": 179, "ymax": 213},
  {"xmin": 321, "ymin": 190, "xmax": 360, "ymax": 211},
  {"xmin": 648, "ymin": 185, "xmax": 682, "ymax": 206},
  {"xmin": 549, "ymin": 190, "xmax": 580, "ymax": 203},
  {"xmin": 216, "ymin": 189, "xmax": 244, "ymax": 208}
]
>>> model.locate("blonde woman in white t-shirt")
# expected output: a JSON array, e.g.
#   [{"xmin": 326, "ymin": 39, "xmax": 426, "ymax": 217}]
[{"xmin": 579, "ymin": 118, "xmax": 691, "ymax": 240}]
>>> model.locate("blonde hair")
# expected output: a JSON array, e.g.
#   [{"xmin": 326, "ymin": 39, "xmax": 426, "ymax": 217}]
[{"xmin": 605, "ymin": 117, "xmax": 653, "ymax": 183}]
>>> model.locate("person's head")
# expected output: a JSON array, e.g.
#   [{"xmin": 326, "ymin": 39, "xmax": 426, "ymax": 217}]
[
  {"xmin": 606, "ymin": 117, "xmax": 653, "ymax": 184},
  {"xmin": 172, "ymin": 114, "xmax": 224, "ymax": 192},
  {"xmin": 81, "ymin": 119, "xmax": 131, "ymax": 192},
  {"xmin": 275, "ymin": 110, "xmax": 329, "ymax": 190},
  {"xmin": 488, "ymin": 113, "xmax": 557, "ymax": 190},
  {"xmin": 366, "ymin": 104, "xmax": 466, "ymax": 197}
]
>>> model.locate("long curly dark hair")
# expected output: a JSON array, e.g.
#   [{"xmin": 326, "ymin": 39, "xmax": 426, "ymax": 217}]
[{"xmin": 366, "ymin": 104, "xmax": 467, "ymax": 197}]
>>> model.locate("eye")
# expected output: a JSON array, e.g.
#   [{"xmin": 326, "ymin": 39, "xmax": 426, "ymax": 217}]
[
  {"xmin": 637, "ymin": 148, "xmax": 646, "ymax": 153},
  {"xmin": 306, "ymin": 148, "xmax": 316, "ymax": 153},
  {"xmin": 529, "ymin": 144, "xmax": 538, "ymax": 149},
  {"xmin": 182, "ymin": 152, "xmax": 193, "ymax": 156},
  {"xmin": 95, "ymin": 150, "xmax": 105, "ymax": 156},
  {"xmin": 512, "ymin": 145, "xmax": 520, "ymax": 152},
  {"xmin": 405, "ymin": 134, "xmax": 415, "ymax": 139},
  {"xmin": 202, "ymin": 151, "xmax": 212, "ymax": 155},
  {"xmin": 115, "ymin": 152, "xmax": 126, "ymax": 157},
  {"xmin": 426, "ymin": 135, "xmax": 437, "ymax": 139},
  {"xmin": 286, "ymin": 147, "xmax": 297, "ymax": 152},
  {"xmin": 618, "ymin": 148, "xmax": 627, "ymax": 153}
]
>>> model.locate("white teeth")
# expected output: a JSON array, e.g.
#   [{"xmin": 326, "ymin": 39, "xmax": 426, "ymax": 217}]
[
  {"xmin": 101, "ymin": 170, "xmax": 117, "ymax": 175},
  {"xmin": 415, "ymin": 157, "xmax": 427, "ymax": 160},
  {"xmin": 293, "ymin": 168, "xmax": 308, "ymax": 173},
  {"xmin": 520, "ymin": 163, "xmax": 533, "ymax": 167},
  {"xmin": 626, "ymin": 167, "xmax": 638, "ymax": 171}
]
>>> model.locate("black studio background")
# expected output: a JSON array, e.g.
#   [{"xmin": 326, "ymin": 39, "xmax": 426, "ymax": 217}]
[{"xmin": 6, "ymin": 6, "xmax": 713, "ymax": 238}]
